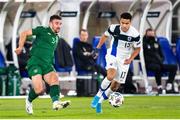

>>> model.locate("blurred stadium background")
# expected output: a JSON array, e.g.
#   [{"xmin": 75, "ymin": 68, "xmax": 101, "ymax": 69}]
[{"xmin": 0, "ymin": 0, "xmax": 180, "ymax": 118}]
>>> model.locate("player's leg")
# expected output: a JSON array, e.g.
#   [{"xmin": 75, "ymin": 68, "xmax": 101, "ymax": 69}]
[
  {"xmin": 44, "ymin": 71, "xmax": 70, "ymax": 110},
  {"xmin": 44, "ymin": 71, "xmax": 59, "ymax": 102},
  {"xmin": 96, "ymin": 80, "xmax": 120, "ymax": 113},
  {"xmin": 26, "ymin": 75, "xmax": 44, "ymax": 114},
  {"xmin": 91, "ymin": 55, "xmax": 117, "ymax": 108},
  {"xmin": 95, "ymin": 61, "xmax": 129, "ymax": 113},
  {"xmin": 28, "ymin": 75, "xmax": 45, "ymax": 101},
  {"xmin": 99, "ymin": 62, "xmax": 129, "ymax": 103},
  {"xmin": 26, "ymin": 65, "xmax": 44, "ymax": 115},
  {"xmin": 91, "ymin": 68, "xmax": 116, "ymax": 108},
  {"xmin": 99, "ymin": 80, "xmax": 120, "ymax": 103},
  {"xmin": 98, "ymin": 68, "xmax": 116, "ymax": 96}
]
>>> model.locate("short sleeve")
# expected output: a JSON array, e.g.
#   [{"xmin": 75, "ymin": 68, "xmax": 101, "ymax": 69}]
[
  {"xmin": 32, "ymin": 26, "xmax": 44, "ymax": 36},
  {"xmin": 104, "ymin": 24, "xmax": 117, "ymax": 37},
  {"xmin": 133, "ymin": 35, "xmax": 141, "ymax": 48}
]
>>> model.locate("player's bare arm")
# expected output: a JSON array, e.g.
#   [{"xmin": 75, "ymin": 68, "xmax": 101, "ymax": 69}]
[
  {"xmin": 96, "ymin": 34, "xmax": 108, "ymax": 49},
  {"xmin": 124, "ymin": 47, "xmax": 140, "ymax": 64},
  {"xmin": 15, "ymin": 29, "xmax": 32, "ymax": 55}
]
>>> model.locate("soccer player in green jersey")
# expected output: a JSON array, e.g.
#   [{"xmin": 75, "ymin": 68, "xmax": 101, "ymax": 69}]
[{"xmin": 15, "ymin": 15, "xmax": 70, "ymax": 115}]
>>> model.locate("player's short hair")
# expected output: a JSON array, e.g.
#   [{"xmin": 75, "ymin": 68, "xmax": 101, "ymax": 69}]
[
  {"xmin": 120, "ymin": 12, "xmax": 132, "ymax": 21},
  {"xmin": 80, "ymin": 29, "xmax": 88, "ymax": 34},
  {"xmin": 49, "ymin": 15, "xmax": 61, "ymax": 22}
]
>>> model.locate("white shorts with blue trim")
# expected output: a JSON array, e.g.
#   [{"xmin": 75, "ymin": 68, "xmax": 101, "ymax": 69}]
[{"xmin": 105, "ymin": 54, "xmax": 130, "ymax": 84}]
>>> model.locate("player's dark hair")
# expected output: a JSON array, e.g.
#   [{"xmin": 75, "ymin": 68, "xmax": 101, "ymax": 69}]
[
  {"xmin": 120, "ymin": 12, "xmax": 132, "ymax": 21},
  {"xmin": 80, "ymin": 29, "xmax": 88, "ymax": 34},
  {"xmin": 49, "ymin": 15, "xmax": 61, "ymax": 22}
]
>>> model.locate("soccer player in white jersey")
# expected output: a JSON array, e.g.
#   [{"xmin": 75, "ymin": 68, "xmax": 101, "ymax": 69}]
[{"xmin": 91, "ymin": 12, "xmax": 141, "ymax": 113}]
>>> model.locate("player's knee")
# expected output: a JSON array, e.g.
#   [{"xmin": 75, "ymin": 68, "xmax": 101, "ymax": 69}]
[
  {"xmin": 107, "ymin": 75, "xmax": 114, "ymax": 81},
  {"xmin": 111, "ymin": 85, "xmax": 119, "ymax": 91},
  {"xmin": 115, "ymin": 85, "xmax": 120, "ymax": 91},
  {"xmin": 110, "ymin": 81, "xmax": 120, "ymax": 91},
  {"xmin": 49, "ymin": 79, "xmax": 59, "ymax": 86},
  {"xmin": 34, "ymin": 87, "xmax": 44, "ymax": 94},
  {"xmin": 107, "ymin": 69, "xmax": 116, "ymax": 81}
]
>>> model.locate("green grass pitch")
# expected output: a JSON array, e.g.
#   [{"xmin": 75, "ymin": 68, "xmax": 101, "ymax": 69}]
[{"xmin": 0, "ymin": 96, "xmax": 180, "ymax": 119}]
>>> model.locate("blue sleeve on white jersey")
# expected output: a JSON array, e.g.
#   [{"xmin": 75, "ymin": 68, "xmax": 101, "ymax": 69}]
[
  {"xmin": 104, "ymin": 24, "xmax": 117, "ymax": 36},
  {"xmin": 133, "ymin": 35, "xmax": 141, "ymax": 48},
  {"xmin": 130, "ymin": 26, "xmax": 141, "ymax": 48}
]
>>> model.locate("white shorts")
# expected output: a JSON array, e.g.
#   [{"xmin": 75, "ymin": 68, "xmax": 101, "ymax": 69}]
[{"xmin": 105, "ymin": 55, "xmax": 130, "ymax": 84}]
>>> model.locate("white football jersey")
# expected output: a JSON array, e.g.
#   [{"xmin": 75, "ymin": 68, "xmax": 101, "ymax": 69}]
[{"xmin": 104, "ymin": 24, "xmax": 141, "ymax": 59}]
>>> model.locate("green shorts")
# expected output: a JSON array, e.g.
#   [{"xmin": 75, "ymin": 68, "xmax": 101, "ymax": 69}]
[{"xmin": 27, "ymin": 56, "xmax": 55, "ymax": 77}]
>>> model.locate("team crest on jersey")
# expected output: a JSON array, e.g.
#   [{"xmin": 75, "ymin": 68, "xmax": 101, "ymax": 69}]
[
  {"xmin": 33, "ymin": 69, "xmax": 38, "ymax": 73},
  {"xmin": 127, "ymin": 36, "xmax": 132, "ymax": 41}
]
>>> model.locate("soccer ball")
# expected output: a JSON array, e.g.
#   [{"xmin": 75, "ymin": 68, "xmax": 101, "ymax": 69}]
[{"xmin": 109, "ymin": 92, "xmax": 124, "ymax": 107}]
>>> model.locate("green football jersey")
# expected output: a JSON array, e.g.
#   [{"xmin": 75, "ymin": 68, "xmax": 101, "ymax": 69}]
[{"xmin": 31, "ymin": 26, "xmax": 59, "ymax": 63}]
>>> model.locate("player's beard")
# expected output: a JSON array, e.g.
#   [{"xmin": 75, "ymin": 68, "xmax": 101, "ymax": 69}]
[{"xmin": 54, "ymin": 28, "xmax": 60, "ymax": 33}]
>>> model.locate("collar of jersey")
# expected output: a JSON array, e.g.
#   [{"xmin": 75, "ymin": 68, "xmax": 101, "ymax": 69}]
[{"xmin": 47, "ymin": 27, "xmax": 56, "ymax": 36}]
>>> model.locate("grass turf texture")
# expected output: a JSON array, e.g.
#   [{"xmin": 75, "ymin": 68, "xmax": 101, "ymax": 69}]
[{"xmin": 0, "ymin": 96, "xmax": 180, "ymax": 119}]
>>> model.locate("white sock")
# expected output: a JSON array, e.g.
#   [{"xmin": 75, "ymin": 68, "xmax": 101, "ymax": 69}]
[
  {"xmin": 96, "ymin": 89, "xmax": 103, "ymax": 98},
  {"xmin": 96, "ymin": 77, "xmax": 111, "ymax": 97},
  {"xmin": 98, "ymin": 87, "xmax": 113, "ymax": 103},
  {"xmin": 98, "ymin": 96, "xmax": 104, "ymax": 103}
]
